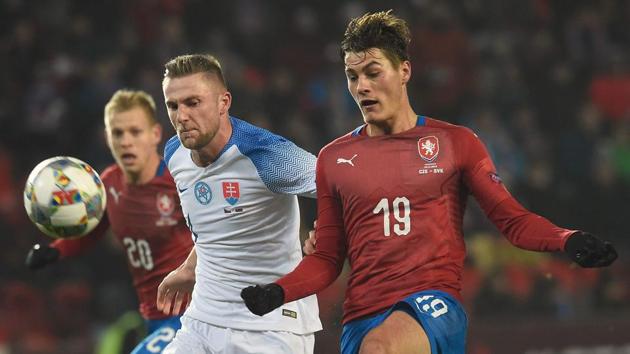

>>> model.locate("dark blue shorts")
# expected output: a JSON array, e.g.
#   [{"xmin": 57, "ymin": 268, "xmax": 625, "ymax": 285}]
[
  {"xmin": 131, "ymin": 315, "xmax": 182, "ymax": 354},
  {"xmin": 341, "ymin": 290, "xmax": 467, "ymax": 354}
]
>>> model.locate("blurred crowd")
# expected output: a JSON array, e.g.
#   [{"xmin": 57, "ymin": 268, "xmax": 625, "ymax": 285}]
[{"xmin": 0, "ymin": 0, "xmax": 628, "ymax": 353}]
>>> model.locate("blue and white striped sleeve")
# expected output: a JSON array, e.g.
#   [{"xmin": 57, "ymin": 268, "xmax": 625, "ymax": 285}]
[{"xmin": 247, "ymin": 138, "xmax": 317, "ymax": 198}]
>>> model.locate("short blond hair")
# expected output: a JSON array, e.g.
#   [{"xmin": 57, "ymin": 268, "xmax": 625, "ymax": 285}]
[
  {"xmin": 163, "ymin": 54, "xmax": 227, "ymax": 89},
  {"xmin": 104, "ymin": 89, "xmax": 157, "ymax": 125}
]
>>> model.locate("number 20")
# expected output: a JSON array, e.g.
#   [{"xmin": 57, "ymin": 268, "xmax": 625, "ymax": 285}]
[
  {"xmin": 123, "ymin": 237, "xmax": 154, "ymax": 271},
  {"xmin": 373, "ymin": 197, "xmax": 411, "ymax": 236}
]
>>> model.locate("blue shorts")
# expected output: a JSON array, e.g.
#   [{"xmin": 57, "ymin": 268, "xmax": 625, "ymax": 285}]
[
  {"xmin": 341, "ymin": 290, "xmax": 467, "ymax": 354},
  {"xmin": 131, "ymin": 315, "xmax": 182, "ymax": 354}
]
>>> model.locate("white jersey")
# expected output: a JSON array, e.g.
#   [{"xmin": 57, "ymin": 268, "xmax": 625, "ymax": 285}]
[{"xmin": 164, "ymin": 116, "xmax": 321, "ymax": 334}]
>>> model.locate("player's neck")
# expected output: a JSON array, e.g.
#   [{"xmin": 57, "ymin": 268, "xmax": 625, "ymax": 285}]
[
  {"xmin": 125, "ymin": 153, "xmax": 161, "ymax": 185},
  {"xmin": 192, "ymin": 115, "xmax": 233, "ymax": 167},
  {"xmin": 366, "ymin": 108, "xmax": 418, "ymax": 136}
]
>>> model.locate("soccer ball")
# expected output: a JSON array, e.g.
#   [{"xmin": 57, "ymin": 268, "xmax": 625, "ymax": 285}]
[{"xmin": 24, "ymin": 156, "xmax": 107, "ymax": 239}]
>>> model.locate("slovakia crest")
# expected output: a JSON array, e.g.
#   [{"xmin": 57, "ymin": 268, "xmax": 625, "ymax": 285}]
[
  {"xmin": 418, "ymin": 136, "xmax": 439, "ymax": 163},
  {"xmin": 222, "ymin": 181, "xmax": 240, "ymax": 205}
]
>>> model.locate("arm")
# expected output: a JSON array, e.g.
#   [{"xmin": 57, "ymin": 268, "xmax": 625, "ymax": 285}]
[
  {"xmin": 156, "ymin": 247, "xmax": 197, "ymax": 315},
  {"xmin": 174, "ymin": 246, "xmax": 197, "ymax": 272},
  {"xmin": 241, "ymin": 154, "xmax": 347, "ymax": 315},
  {"xmin": 25, "ymin": 214, "xmax": 110, "ymax": 269},
  {"xmin": 53, "ymin": 214, "xmax": 110, "ymax": 257},
  {"xmin": 276, "ymin": 188, "xmax": 346, "ymax": 302},
  {"xmin": 465, "ymin": 157, "xmax": 573, "ymax": 251},
  {"xmin": 461, "ymin": 129, "xmax": 616, "ymax": 266}
]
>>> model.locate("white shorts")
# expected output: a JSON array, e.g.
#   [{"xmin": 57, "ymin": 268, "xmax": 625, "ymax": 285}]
[{"xmin": 163, "ymin": 315, "xmax": 315, "ymax": 354}]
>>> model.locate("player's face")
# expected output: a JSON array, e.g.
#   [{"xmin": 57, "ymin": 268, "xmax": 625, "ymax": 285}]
[
  {"xmin": 105, "ymin": 107, "xmax": 162, "ymax": 177},
  {"xmin": 163, "ymin": 72, "xmax": 231, "ymax": 151},
  {"xmin": 344, "ymin": 48, "xmax": 410, "ymax": 125}
]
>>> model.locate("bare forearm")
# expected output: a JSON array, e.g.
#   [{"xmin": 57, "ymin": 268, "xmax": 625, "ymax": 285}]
[{"xmin": 180, "ymin": 246, "xmax": 197, "ymax": 273}]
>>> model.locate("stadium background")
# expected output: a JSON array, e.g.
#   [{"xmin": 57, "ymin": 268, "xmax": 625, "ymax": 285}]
[{"xmin": 1, "ymin": 0, "xmax": 629, "ymax": 353}]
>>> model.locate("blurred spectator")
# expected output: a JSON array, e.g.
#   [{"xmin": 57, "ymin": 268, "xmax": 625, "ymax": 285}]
[{"xmin": 589, "ymin": 54, "xmax": 630, "ymax": 121}]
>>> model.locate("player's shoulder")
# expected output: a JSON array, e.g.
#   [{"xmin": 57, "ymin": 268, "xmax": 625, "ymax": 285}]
[
  {"xmin": 318, "ymin": 128, "xmax": 360, "ymax": 158},
  {"xmin": 425, "ymin": 117, "xmax": 479, "ymax": 141},
  {"xmin": 425, "ymin": 117, "xmax": 470, "ymax": 133},
  {"xmin": 229, "ymin": 116, "xmax": 291, "ymax": 153},
  {"xmin": 226, "ymin": 116, "xmax": 311, "ymax": 165},
  {"xmin": 154, "ymin": 159, "xmax": 176, "ymax": 185},
  {"xmin": 100, "ymin": 163, "xmax": 121, "ymax": 183},
  {"xmin": 164, "ymin": 134, "xmax": 182, "ymax": 166}
]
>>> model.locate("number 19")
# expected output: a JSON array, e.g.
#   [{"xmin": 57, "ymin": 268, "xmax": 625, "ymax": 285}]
[{"xmin": 373, "ymin": 197, "xmax": 411, "ymax": 236}]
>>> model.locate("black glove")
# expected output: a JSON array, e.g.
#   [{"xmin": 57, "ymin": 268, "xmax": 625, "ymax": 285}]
[
  {"xmin": 565, "ymin": 231, "xmax": 617, "ymax": 268},
  {"xmin": 240, "ymin": 283, "xmax": 285, "ymax": 316},
  {"xmin": 25, "ymin": 244, "xmax": 60, "ymax": 270}
]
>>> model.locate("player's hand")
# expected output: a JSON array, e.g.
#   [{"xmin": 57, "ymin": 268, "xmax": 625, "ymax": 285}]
[
  {"xmin": 25, "ymin": 244, "xmax": 60, "ymax": 270},
  {"xmin": 240, "ymin": 283, "xmax": 284, "ymax": 316},
  {"xmin": 565, "ymin": 231, "xmax": 617, "ymax": 268},
  {"xmin": 303, "ymin": 220, "xmax": 317, "ymax": 255},
  {"xmin": 156, "ymin": 266, "xmax": 195, "ymax": 316}
]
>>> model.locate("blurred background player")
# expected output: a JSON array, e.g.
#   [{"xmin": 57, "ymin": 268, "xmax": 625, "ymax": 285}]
[
  {"xmin": 241, "ymin": 10, "xmax": 618, "ymax": 354},
  {"xmin": 25, "ymin": 89, "xmax": 194, "ymax": 353},
  {"xmin": 158, "ymin": 54, "xmax": 321, "ymax": 354}
]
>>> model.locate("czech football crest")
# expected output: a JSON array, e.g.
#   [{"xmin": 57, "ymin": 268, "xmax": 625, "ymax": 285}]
[
  {"xmin": 156, "ymin": 192, "xmax": 177, "ymax": 226},
  {"xmin": 222, "ymin": 181, "xmax": 240, "ymax": 205},
  {"xmin": 418, "ymin": 136, "xmax": 439, "ymax": 163}
]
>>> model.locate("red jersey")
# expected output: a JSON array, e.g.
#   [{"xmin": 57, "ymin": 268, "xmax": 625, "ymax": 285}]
[
  {"xmin": 277, "ymin": 117, "xmax": 574, "ymax": 323},
  {"xmin": 52, "ymin": 161, "xmax": 193, "ymax": 319}
]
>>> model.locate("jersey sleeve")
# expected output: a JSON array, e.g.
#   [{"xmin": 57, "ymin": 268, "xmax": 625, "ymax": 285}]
[
  {"xmin": 248, "ymin": 136, "xmax": 317, "ymax": 198},
  {"xmin": 275, "ymin": 150, "xmax": 346, "ymax": 302},
  {"xmin": 458, "ymin": 128, "xmax": 573, "ymax": 251},
  {"xmin": 52, "ymin": 212, "xmax": 110, "ymax": 258}
]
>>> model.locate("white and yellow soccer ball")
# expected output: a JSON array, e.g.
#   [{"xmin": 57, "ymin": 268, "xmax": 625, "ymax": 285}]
[{"xmin": 24, "ymin": 156, "xmax": 107, "ymax": 239}]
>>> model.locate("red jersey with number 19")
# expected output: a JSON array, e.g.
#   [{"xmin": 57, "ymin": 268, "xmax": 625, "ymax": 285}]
[
  {"xmin": 53, "ymin": 161, "xmax": 193, "ymax": 319},
  {"xmin": 277, "ymin": 116, "xmax": 574, "ymax": 323}
]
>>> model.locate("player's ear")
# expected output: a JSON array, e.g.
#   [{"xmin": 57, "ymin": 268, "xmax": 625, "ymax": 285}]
[
  {"xmin": 152, "ymin": 123, "xmax": 163, "ymax": 144},
  {"xmin": 218, "ymin": 91, "xmax": 232, "ymax": 116},
  {"xmin": 103, "ymin": 125, "xmax": 113, "ymax": 150},
  {"xmin": 401, "ymin": 60, "xmax": 411, "ymax": 85}
]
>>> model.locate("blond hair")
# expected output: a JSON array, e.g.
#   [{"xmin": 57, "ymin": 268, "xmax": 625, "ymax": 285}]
[
  {"xmin": 163, "ymin": 54, "xmax": 227, "ymax": 89},
  {"xmin": 104, "ymin": 89, "xmax": 157, "ymax": 125}
]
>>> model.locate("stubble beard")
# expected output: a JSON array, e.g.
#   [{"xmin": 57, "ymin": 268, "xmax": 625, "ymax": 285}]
[{"xmin": 180, "ymin": 130, "xmax": 215, "ymax": 151}]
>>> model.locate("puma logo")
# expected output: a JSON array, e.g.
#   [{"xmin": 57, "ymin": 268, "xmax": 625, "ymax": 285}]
[
  {"xmin": 109, "ymin": 187, "xmax": 121, "ymax": 204},
  {"xmin": 337, "ymin": 154, "xmax": 358, "ymax": 166}
]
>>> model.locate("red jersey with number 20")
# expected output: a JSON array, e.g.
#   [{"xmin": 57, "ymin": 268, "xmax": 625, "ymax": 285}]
[
  {"xmin": 53, "ymin": 161, "xmax": 193, "ymax": 319},
  {"xmin": 277, "ymin": 116, "xmax": 574, "ymax": 323}
]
